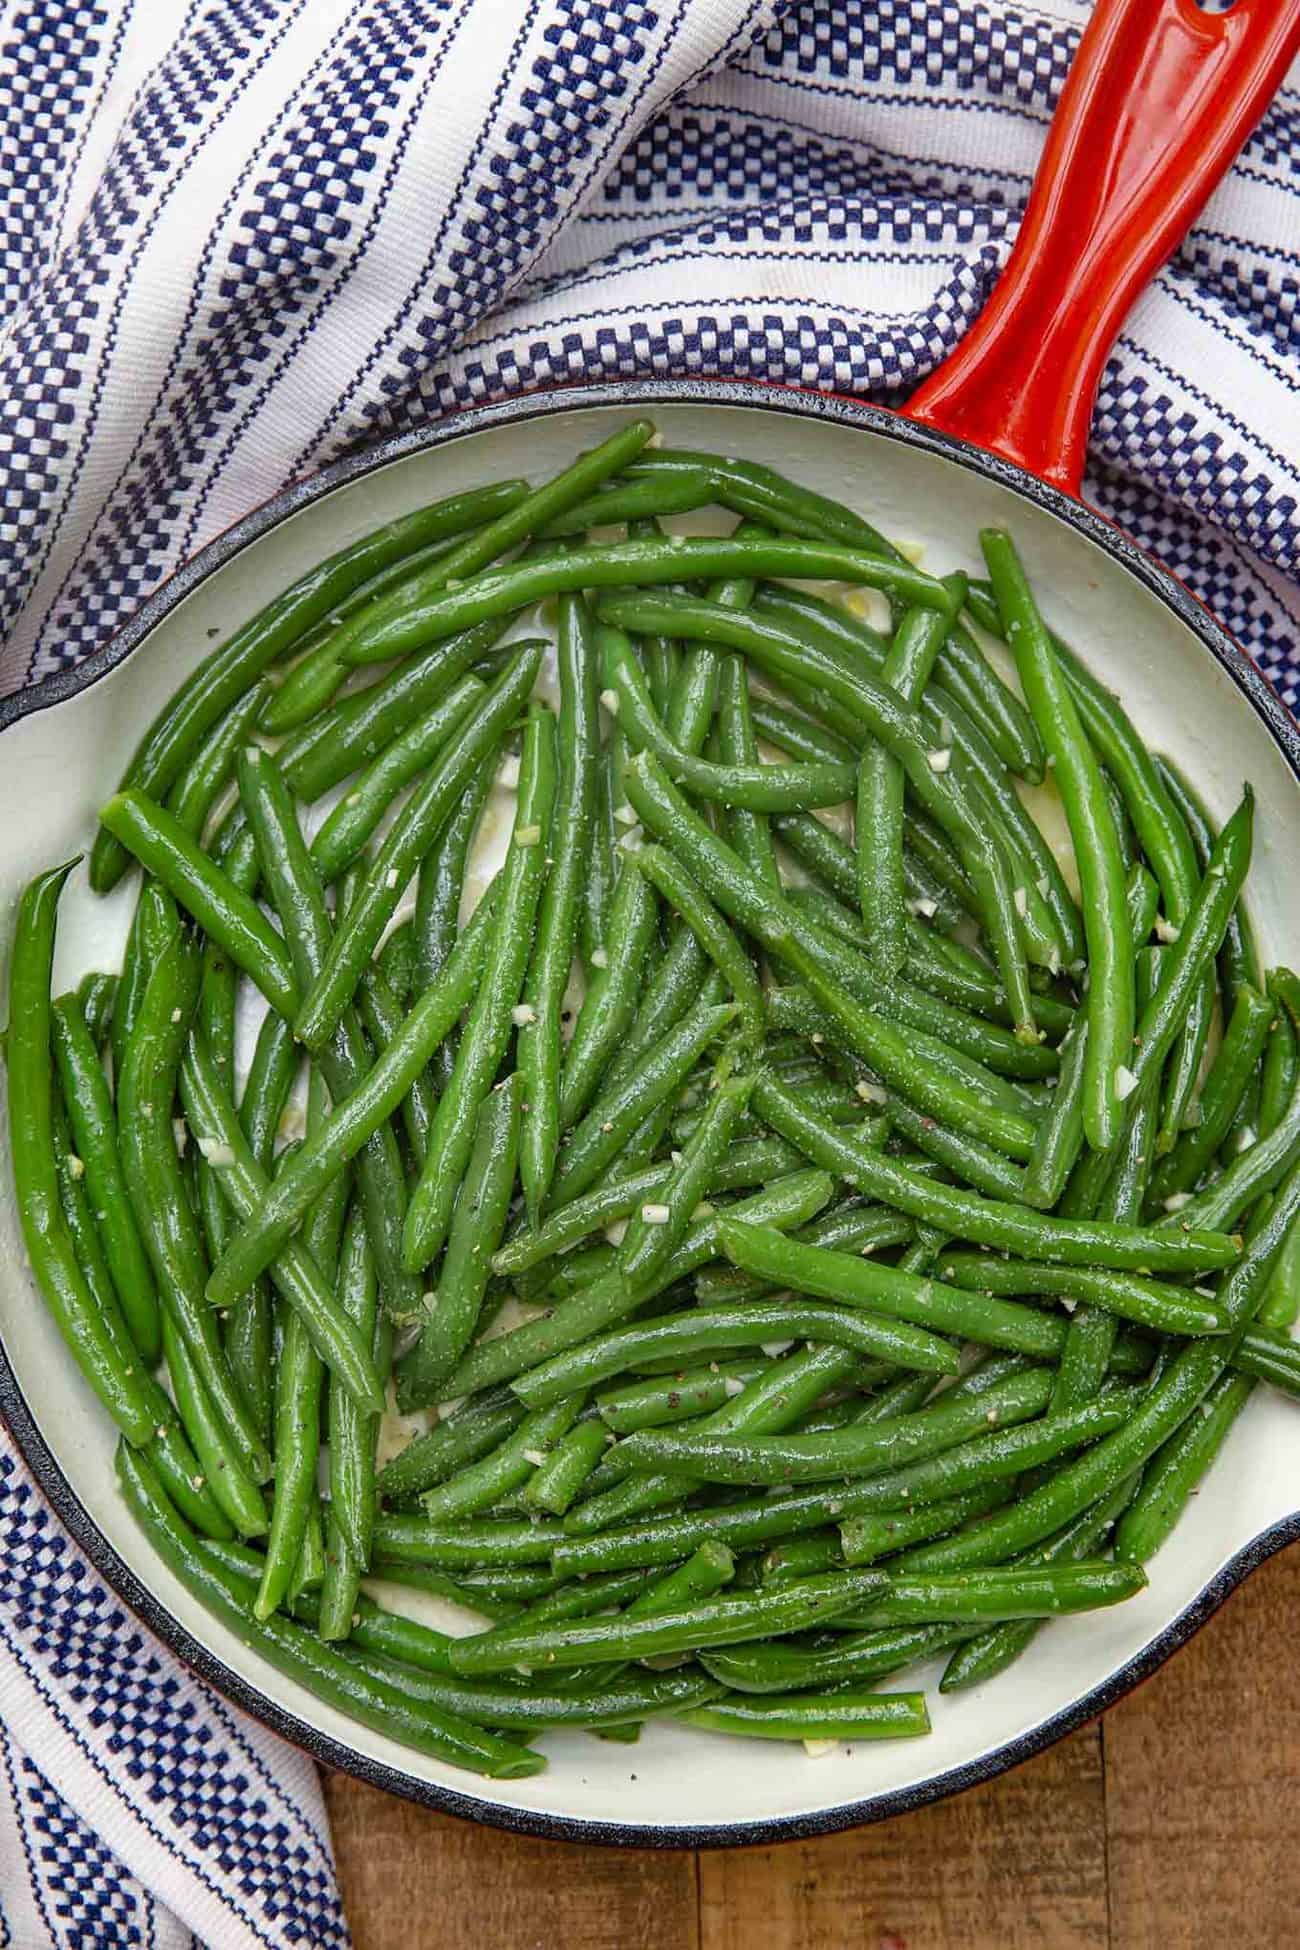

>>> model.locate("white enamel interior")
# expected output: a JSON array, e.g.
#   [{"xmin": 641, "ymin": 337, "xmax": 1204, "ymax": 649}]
[{"xmin": 2, "ymin": 399, "xmax": 1298, "ymax": 1838}]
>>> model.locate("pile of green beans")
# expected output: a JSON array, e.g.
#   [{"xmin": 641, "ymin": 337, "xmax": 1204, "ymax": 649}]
[{"xmin": 7, "ymin": 423, "xmax": 1296, "ymax": 1783}]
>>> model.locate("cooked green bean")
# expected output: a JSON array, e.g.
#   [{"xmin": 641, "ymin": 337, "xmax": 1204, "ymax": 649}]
[
  {"xmin": 206, "ymin": 896, "xmax": 496, "ymax": 1309},
  {"xmin": 119, "ymin": 1445, "xmax": 544, "ymax": 1776},
  {"xmin": 448, "ymin": 1566, "xmax": 888, "ymax": 1674},
  {"xmin": 117, "ymin": 927, "xmax": 271, "ymax": 1482},
  {"xmin": 50, "ymin": 993, "xmax": 161, "ymax": 1363},
  {"xmin": 521, "ymin": 1420, "xmax": 610, "ymax": 1517},
  {"xmin": 6, "ymin": 869, "xmax": 160, "ymax": 1444},
  {"xmin": 558, "ymin": 857, "xmax": 660, "ymax": 1129},
  {"xmin": 1147, "ymin": 983, "xmax": 1273, "ymax": 1210},
  {"xmin": 396, "ymin": 1074, "xmax": 522, "ymax": 1408},
  {"xmin": 404, "ymin": 706, "xmax": 557, "ymax": 1271},
  {"xmin": 87, "ymin": 484, "xmax": 527, "ymax": 893},
  {"xmin": 857, "ymin": 602, "xmax": 956, "ymax": 975},
  {"xmin": 980, "ymin": 531, "xmax": 1132, "ymax": 1147},
  {"xmin": 753, "ymin": 1071, "xmax": 1238, "ymax": 1273},
  {"xmin": 319, "ymin": 1204, "xmax": 383, "ymax": 1639},
  {"xmin": 413, "ymin": 758, "xmax": 495, "ymax": 1093},
  {"xmin": 634, "ymin": 846, "xmax": 764, "ymax": 1049},
  {"xmin": 308, "ymin": 671, "xmax": 488, "ymax": 880},
  {"xmin": 337, "ymin": 535, "xmax": 952, "ymax": 671},
  {"xmin": 517, "ymin": 592, "xmax": 600, "ymax": 1217},
  {"xmin": 418, "ymin": 1395, "xmax": 585, "ymax": 1523},
  {"xmin": 603, "ymin": 625, "xmax": 857, "ymax": 809},
  {"xmin": 607, "ymin": 1367, "xmax": 1051, "ymax": 1487},
  {"xmin": 934, "ymin": 1252, "xmax": 1222, "ymax": 1338},
  {"xmin": 293, "ymin": 644, "xmax": 541, "ymax": 1051},
  {"xmin": 717, "ymin": 1218, "xmax": 1068, "ymax": 1356},
  {"xmin": 177, "ymin": 1035, "xmax": 383, "ymax": 1408},
  {"xmin": 678, "ymin": 1691, "xmax": 930, "ymax": 1744},
  {"xmin": 937, "ymin": 1479, "xmax": 1138, "ymax": 1692}
]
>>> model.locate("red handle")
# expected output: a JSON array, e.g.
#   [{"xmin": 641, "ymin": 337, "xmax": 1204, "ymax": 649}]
[{"xmin": 907, "ymin": 0, "xmax": 1300, "ymax": 498}]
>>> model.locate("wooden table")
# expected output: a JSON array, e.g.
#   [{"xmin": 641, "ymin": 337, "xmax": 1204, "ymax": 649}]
[{"xmin": 326, "ymin": 1540, "xmax": 1298, "ymax": 1949}]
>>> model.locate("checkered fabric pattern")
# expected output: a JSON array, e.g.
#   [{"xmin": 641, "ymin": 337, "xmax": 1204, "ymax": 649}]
[{"xmin": 0, "ymin": 0, "xmax": 1297, "ymax": 1940}]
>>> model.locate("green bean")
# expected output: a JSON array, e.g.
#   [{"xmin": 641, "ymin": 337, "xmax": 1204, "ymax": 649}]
[
  {"xmin": 75, "ymin": 971, "xmax": 119, "ymax": 1049},
  {"xmin": 226, "ymin": 1011, "xmax": 297, "ymax": 1439},
  {"xmin": 261, "ymin": 532, "xmax": 495, "ymax": 735},
  {"xmin": 522, "ymin": 1421, "xmax": 610, "ymax": 1517},
  {"xmin": 403, "ymin": 709, "xmax": 556, "ymax": 1272},
  {"xmin": 1259, "ymin": 979, "xmax": 1298, "ymax": 1139},
  {"xmin": 551, "ymin": 1392, "xmax": 1130, "ymax": 1580},
  {"xmin": 3, "ymin": 874, "xmax": 161, "ymax": 1444},
  {"xmin": 492, "ymin": 1133, "xmax": 803, "ymax": 1282},
  {"xmin": 1115, "ymin": 1370, "xmax": 1254, "ymax": 1564},
  {"xmin": 1020, "ymin": 1019, "xmax": 1087, "ymax": 1211},
  {"xmin": 354, "ymin": 959, "xmax": 435, "ymax": 1163},
  {"xmin": 165, "ymin": 682, "xmax": 269, "ymax": 839},
  {"xmin": 318, "ymin": 1206, "xmax": 384, "ymax": 1639},
  {"xmin": 1157, "ymin": 760, "xmax": 1262, "ymax": 1013},
  {"xmin": 715, "ymin": 653, "xmax": 780, "ymax": 891},
  {"xmin": 633, "ymin": 847, "xmax": 763, "ymax": 1049},
  {"xmin": 258, "ymin": 1068, "xmax": 349, "ymax": 1617},
  {"xmin": 414, "ymin": 759, "xmax": 495, "ymax": 1094},
  {"xmin": 379, "ymin": 1395, "xmax": 525, "ymax": 1504},
  {"xmin": 552, "ymin": 998, "xmax": 739, "ymax": 1209},
  {"xmin": 307, "ymin": 672, "xmax": 488, "ymax": 880},
  {"xmin": 87, "ymin": 486, "xmax": 525, "ymax": 891},
  {"xmin": 273, "ymin": 618, "xmax": 506, "ymax": 806},
  {"xmin": 717, "ymin": 1218, "xmax": 1070, "ymax": 1357},
  {"xmin": 832, "ymin": 1484, "xmax": 1015, "ymax": 1567},
  {"xmin": 700, "ymin": 1625, "xmax": 963, "ymax": 1697},
  {"xmin": 50, "ymin": 993, "xmax": 161, "ymax": 1363},
  {"xmin": 99, "ymin": 790, "xmax": 300, "ymax": 1017},
  {"xmin": 721, "ymin": 586, "xmax": 1075, "ymax": 958},
  {"xmin": 158, "ymin": 1308, "xmax": 267, "ymax": 1536},
  {"xmin": 596, "ymin": 1363, "xmax": 770, "ymax": 1435},
  {"xmin": 833, "ymin": 1562, "xmax": 1146, "ymax": 1628},
  {"xmin": 608, "ymin": 1367, "xmax": 1052, "ymax": 1487},
  {"xmin": 418, "ymin": 1395, "xmax": 584, "ymax": 1523},
  {"xmin": 338, "ymin": 535, "xmax": 950, "ymax": 671},
  {"xmin": 396, "ymin": 1074, "xmax": 522, "ymax": 1408},
  {"xmin": 237, "ymin": 746, "xmax": 502, "ymax": 1315},
  {"xmin": 1148, "ymin": 983, "xmax": 1274, "ymax": 1210},
  {"xmin": 117, "ymin": 926, "xmax": 271, "ymax": 1481},
  {"xmin": 518, "ymin": 593, "xmax": 600, "ymax": 1217},
  {"xmin": 448, "ymin": 1565, "xmax": 888, "ymax": 1675},
  {"xmin": 558, "ymin": 858, "xmax": 660, "ymax": 1128},
  {"xmin": 1120, "ymin": 790, "xmax": 1255, "ymax": 1105},
  {"xmin": 629, "ymin": 753, "xmax": 1052, "ymax": 1083},
  {"xmin": 446, "ymin": 1163, "xmax": 826, "ymax": 1409},
  {"xmin": 294, "ymin": 645, "xmax": 541, "ymax": 1051},
  {"xmin": 676, "ymin": 1691, "xmax": 929, "ymax": 1744},
  {"xmin": 857, "ymin": 602, "xmax": 956, "ymax": 976},
  {"xmin": 540, "ymin": 468, "xmax": 719, "ymax": 536},
  {"xmin": 110, "ymin": 882, "xmax": 182, "ymax": 1083},
  {"xmin": 746, "ymin": 576, "xmax": 1045, "ymax": 783},
  {"xmin": 935, "ymin": 1253, "xmax": 1222, "ymax": 1338},
  {"xmin": 118, "ymin": 1445, "xmax": 544, "ymax": 1775},
  {"xmin": 373, "ymin": 1512, "xmax": 564, "ymax": 1568},
  {"xmin": 753, "ymin": 1071, "xmax": 1238, "ymax": 1273},
  {"xmin": 900, "ymin": 1174, "xmax": 1300, "ymax": 1576},
  {"xmin": 980, "ymin": 531, "xmax": 1132, "ymax": 1146},
  {"xmin": 513, "ymin": 1296, "xmax": 958, "ymax": 1412},
  {"xmin": 612, "ymin": 606, "xmax": 1040, "ymax": 1028},
  {"xmin": 602, "ymin": 625, "xmax": 857, "ymax": 809},
  {"xmin": 626, "ymin": 449, "xmax": 900, "ymax": 559},
  {"xmin": 695, "ymin": 1201, "xmax": 914, "ymax": 1306},
  {"xmin": 176, "ymin": 1035, "xmax": 383, "ymax": 1408}
]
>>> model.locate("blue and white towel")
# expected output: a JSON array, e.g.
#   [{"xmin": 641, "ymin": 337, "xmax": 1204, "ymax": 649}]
[{"xmin": 1, "ymin": 0, "xmax": 1297, "ymax": 1939}]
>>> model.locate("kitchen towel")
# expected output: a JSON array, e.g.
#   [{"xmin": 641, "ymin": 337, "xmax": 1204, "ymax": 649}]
[{"xmin": 0, "ymin": 0, "xmax": 1297, "ymax": 1941}]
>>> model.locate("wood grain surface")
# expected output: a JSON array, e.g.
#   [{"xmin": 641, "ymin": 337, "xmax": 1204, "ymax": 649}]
[{"xmin": 325, "ymin": 1542, "xmax": 1300, "ymax": 1950}]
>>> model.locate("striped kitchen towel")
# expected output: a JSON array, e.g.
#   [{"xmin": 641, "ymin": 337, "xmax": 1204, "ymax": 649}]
[{"xmin": 0, "ymin": 0, "xmax": 1297, "ymax": 1942}]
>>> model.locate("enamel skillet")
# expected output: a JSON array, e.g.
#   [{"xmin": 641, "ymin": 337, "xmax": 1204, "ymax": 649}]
[{"xmin": 1, "ymin": 0, "xmax": 1299, "ymax": 1847}]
